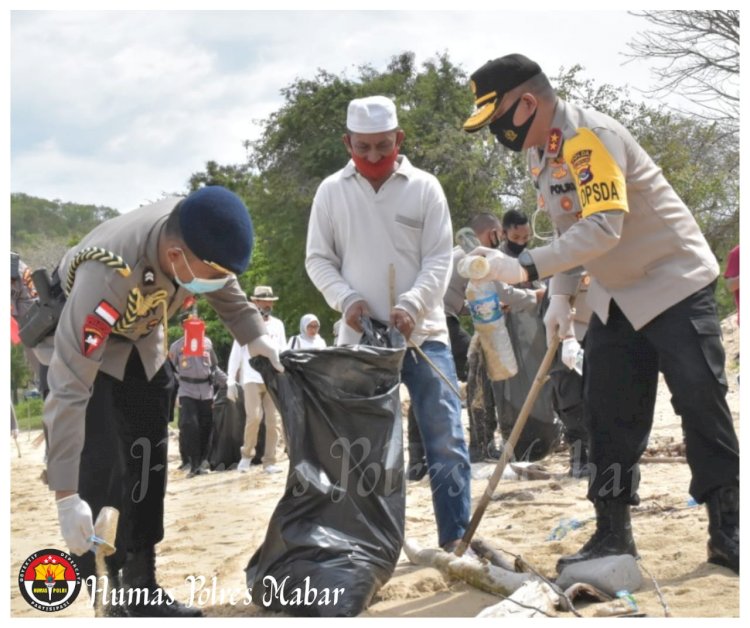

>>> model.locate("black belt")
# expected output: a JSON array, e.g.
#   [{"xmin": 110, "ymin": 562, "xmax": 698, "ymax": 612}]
[{"xmin": 180, "ymin": 376, "xmax": 211, "ymax": 384}]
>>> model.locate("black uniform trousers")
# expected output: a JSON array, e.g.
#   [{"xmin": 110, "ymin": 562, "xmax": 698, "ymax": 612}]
[
  {"xmin": 585, "ymin": 283, "xmax": 739, "ymax": 505},
  {"xmin": 446, "ymin": 314, "xmax": 471, "ymax": 382},
  {"xmin": 548, "ymin": 336, "xmax": 589, "ymax": 448},
  {"xmin": 179, "ymin": 396, "xmax": 213, "ymax": 471},
  {"xmin": 77, "ymin": 349, "xmax": 173, "ymax": 571}
]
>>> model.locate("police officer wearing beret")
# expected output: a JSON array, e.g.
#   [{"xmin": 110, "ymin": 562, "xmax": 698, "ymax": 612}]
[
  {"xmin": 463, "ymin": 54, "xmax": 739, "ymax": 574},
  {"xmin": 42, "ymin": 186, "xmax": 283, "ymax": 616}
]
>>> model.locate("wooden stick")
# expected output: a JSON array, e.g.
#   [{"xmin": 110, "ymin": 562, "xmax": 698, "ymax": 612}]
[
  {"xmin": 639, "ymin": 558, "xmax": 672, "ymax": 617},
  {"xmin": 409, "ymin": 340, "xmax": 462, "ymax": 398},
  {"xmin": 640, "ymin": 456, "xmax": 687, "ymax": 464},
  {"xmin": 455, "ymin": 277, "xmax": 586, "ymax": 556},
  {"xmin": 455, "ymin": 335, "xmax": 561, "ymax": 556},
  {"xmin": 389, "ymin": 262, "xmax": 461, "ymax": 398}
]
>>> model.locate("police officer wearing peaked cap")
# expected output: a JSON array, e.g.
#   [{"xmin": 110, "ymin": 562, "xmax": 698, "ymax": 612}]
[
  {"xmin": 43, "ymin": 186, "xmax": 283, "ymax": 616},
  {"xmin": 463, "ymin": 54, "xmax": 739, "ymax": 574}
]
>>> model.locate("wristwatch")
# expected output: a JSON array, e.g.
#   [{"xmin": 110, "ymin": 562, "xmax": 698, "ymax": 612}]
[{"xmin": 518, "ymin": 250, "xmax": 539, "ymax": 282}]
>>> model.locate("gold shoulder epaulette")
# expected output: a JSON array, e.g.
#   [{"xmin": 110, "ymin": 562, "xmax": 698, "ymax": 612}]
[{"xmin": 65, "ymin": 247, "xmax": 132, "ymax": 295}]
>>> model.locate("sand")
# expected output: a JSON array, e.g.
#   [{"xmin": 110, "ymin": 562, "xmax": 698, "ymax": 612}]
[{"xmin": 9, "ymin": 317, "xmax": 740, "ymax": 619}]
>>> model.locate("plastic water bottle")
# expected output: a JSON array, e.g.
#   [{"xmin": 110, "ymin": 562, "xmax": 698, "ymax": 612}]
[
  {"xmin": 457, "ymin": 255, "xmax": 491, "ymax": 281},
  {"xmin": 465, "ymin": 280, "xmax": 518, "ymax": 381}
]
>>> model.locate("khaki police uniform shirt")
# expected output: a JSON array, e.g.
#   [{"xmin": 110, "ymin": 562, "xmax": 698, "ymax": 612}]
[
  {"xmin": 527, "ymin": 98, "xmax": 719, "ymax": 330},
  {"xmin": 43, "ymin": 196, "xmax": 265, "ymax": 491}
]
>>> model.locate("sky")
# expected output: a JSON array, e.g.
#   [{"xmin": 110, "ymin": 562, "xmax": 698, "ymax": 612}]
[{"xmin": 7, "ymin": 6, "xmax": 683, "ymax": 213}]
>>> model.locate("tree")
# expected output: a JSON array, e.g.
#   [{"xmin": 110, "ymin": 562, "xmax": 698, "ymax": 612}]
[
  {"xmin": 10, "ymin": 345, "xmax": 31, "ymax": 404},
  {"xmin": 626, "ymin": 11, "xmax": 739, "ymax": 128},
  {"xmin": 11, "ymin": 193, "xmax": 120, "ymax": 270},
  {"xmin": 191, "ymin": 52, "xmax": 515, "ymax": 339},
  {"xmin": 187, "ymin": 50, "xmax": 740, "ymax": 341}
]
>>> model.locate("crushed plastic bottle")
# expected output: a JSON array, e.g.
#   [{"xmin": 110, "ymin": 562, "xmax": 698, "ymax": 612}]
[
  {"xmin": 546, "ymin": 517, "xmax": 585, "ymax": 541},
  {"xmin": 615, "ymin": 590, "xmax": 639, "ymax": 613}
]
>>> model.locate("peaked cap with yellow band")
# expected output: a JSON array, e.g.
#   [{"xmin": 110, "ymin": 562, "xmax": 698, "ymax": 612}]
[{"xmin": 463, "ymin": 53, "xmax": 542, "ymax": 133}]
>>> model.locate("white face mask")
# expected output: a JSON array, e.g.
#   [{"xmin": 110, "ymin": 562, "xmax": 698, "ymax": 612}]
[{"xmin": 171, "ymin": 248, "xmax": 232, "ymax": 294}]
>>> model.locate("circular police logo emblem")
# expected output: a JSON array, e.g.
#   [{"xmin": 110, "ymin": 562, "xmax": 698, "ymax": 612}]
[{"xmin": 18, "ymin": 549, "xmax": 82, "ymax": 612}]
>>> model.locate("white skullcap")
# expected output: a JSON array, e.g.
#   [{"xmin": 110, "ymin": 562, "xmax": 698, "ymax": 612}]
[{"xmin": 346, "ymin": 96, "xmax": 398, "ymax": 133}]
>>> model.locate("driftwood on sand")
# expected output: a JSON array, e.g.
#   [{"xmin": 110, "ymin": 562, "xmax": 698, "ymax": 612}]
[{"xmin": 402, "ymin": 538, "xmax": 541, "ymax": 599}]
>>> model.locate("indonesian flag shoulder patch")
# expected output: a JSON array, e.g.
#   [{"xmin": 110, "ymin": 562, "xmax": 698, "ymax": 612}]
[
  {"xmin": 94, "ymin": 301, "xmax": 120, "ymax": 326},
  {"xmin": 83, "ymin": 309, "xmax": 117, "ymax": 357}
]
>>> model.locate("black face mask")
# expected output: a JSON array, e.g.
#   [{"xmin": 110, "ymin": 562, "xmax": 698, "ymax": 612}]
[
  {"xmin": 489, "ymin": 230, "xmax": 501, "ymax": 249},
  {"xmin": 259, "ymin": 305, "xmax": 273, "ymax": 319},
  {"xmin": 488, "ymin": 98, "xmax": 536, "ymax": 152},
  {"xmin": 505, "ymin": 240, "xmax": 527, "ymax": 256}
]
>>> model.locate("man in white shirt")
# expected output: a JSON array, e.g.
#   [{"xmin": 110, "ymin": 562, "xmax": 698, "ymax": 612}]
[
  {"xmin": 305, "ymin": 95, "xmax": 471, "ymax": 552},
  {"xmin": 227, "ymin": 285, "xmax": 287, "ymax": 473}
]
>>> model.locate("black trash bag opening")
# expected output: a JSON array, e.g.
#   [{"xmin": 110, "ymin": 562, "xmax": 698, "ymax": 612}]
[
  {"xmin": 245, "ymin": 345, "xmax": 406, "ymax": 617},
  {"xmin": 360, "ymin": 317, "xmax": 406, "ymax": 349}
]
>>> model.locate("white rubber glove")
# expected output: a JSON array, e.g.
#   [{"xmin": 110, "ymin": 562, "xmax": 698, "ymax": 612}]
[
  {"xmin": 248, "ymin": 335, "xmax": 284, "ymax": 372},
  {"xmin": 471, "ymin": 246, "xmax": 527, "ymax": 284},
  {"xmin": 543, "ymin": 294, "xmax": 575, "ymax": 345},
  {"xmin": 561, "ymin": 337, "xmax": 582, "ymax": 371},
  {"xmin": 226, "ymin": 381, "xmax": 238, "ymax": 402},
  {"xmin": 56, "ymin": 494, "xmax": 94, "ymax": 556}
]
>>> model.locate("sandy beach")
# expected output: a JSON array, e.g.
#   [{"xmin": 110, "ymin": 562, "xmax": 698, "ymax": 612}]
[{"xmin": 9, "ymin": 317, "xmax": 740, "ymax": 619}]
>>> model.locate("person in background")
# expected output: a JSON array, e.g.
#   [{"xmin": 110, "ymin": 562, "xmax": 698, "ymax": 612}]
[
  {"xmin": 227, "ymin": 285, "xmax": 287, "ymax": 474},
  {"xmin": 461, "ymin": 212, "xmax": 548, "ymax": 463},
  {"xmin": 287, "ymin": 313, "xmax": 327, "ymax": 349},
  {"xmin": 11, "ymin": 252, "xmax": 49, "ymax": 400},
  {"xmin": 168, "ymin": 316, "xmax": 226, "ymax": 478},
  {"xmin": 724, "ymin": 244, "xmax": 739, "ymax": 327}
]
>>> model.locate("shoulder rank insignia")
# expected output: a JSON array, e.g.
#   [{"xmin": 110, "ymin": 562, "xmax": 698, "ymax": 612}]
[
  {"xmin": 143, "ymin": 267, "xmax": 156, "ymax": 285},
  {"xmin": 545, "ymin": 128, "xmax": 563, "ymax": 158}
]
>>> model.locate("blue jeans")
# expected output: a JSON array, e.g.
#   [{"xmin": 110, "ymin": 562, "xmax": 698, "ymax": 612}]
[{"xmin": 401, "ymin": 341, "xmax": 471, "ymax": 547}]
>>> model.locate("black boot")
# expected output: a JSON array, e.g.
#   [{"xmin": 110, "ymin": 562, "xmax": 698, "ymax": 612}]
[
  {"xmin": 78, "ymin": 552, "xmax": 129, "ymax": 617},
  {"xmin": 706, "ymin": 486, "xmax": 739, "ymax": 574},
  {"xmin": 556, "ymin": 501, "xmax": 638, "ymax": 573},
  {"xmin": 122, "ymin": 547, "xmax": 202, "ymax": 617}
]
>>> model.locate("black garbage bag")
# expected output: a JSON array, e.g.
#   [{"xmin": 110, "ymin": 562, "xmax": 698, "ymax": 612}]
[
  {"xmin": 492, "ymin": 308, "xmax": 562, "ymax": 461},
  {"xmin": 206, "ymin": 385, "xmax": 246, "ymax": 471},
  {"xmin": 245, "ymin": 345, "xmax": 406, "ymax": 617}
]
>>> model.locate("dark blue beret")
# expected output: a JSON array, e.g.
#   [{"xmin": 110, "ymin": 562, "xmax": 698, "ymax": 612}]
[{"xmin": 178, "ymin": 186, "xmax": 254, "ymax": 274}]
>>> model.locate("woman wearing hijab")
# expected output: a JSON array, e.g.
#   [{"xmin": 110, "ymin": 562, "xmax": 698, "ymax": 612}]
[{"xmin": 287, "ymin": 314, "xmax": 327, "ymax": 350}]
